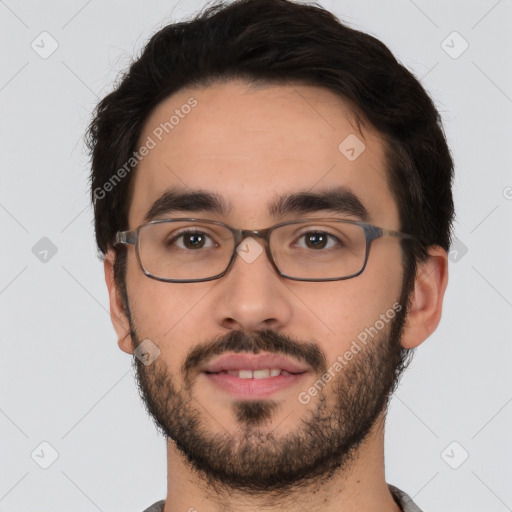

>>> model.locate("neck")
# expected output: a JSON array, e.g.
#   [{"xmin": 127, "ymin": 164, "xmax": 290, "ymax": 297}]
[{"xmin": 162, "ymin": 412, "xmax": 401, "ymax": 512}]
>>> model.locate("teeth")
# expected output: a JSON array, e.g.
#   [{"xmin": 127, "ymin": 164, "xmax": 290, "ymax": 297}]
[
  {"xmin": 253, "ymin": 369, "xmax": 270, "ymax": 379},
  {"xmin": 224, "ymin": 368, "xmax": 284, "ymax": 378}
]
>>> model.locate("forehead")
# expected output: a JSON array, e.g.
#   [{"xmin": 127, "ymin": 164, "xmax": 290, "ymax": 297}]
[{"xmin": 128, "ymin": 80, "xmax": 398, "ymax": 228}]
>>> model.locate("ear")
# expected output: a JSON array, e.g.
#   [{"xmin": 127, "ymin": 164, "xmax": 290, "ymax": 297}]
[
  {"xmin": 104, "ymin": 249, "xmax": 135, "ymax": 354},
  {"xmin": 400, "ymin": 245, "xmax": 449, "ymax": 349}
]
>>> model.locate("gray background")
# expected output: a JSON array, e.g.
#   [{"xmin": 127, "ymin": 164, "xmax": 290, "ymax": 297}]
[{"xmin": 1, "ymin": 0, "xmax": 511, "ymax": 510}]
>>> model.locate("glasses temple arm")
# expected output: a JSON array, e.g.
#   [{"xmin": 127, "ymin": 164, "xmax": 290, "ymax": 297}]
[{"xmin": 114, "ymin": 231, "xmax": 137, "ymax": 246}]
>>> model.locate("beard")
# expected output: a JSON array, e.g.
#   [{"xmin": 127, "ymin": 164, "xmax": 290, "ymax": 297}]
[{"xmin": 128, "ymin": 300, "xmax": 412, "ymax": 495}]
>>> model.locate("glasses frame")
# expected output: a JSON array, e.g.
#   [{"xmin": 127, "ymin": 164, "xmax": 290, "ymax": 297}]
[{"xmin": 114, "ymin": 217, "xmax": 420, "ymax": 283}]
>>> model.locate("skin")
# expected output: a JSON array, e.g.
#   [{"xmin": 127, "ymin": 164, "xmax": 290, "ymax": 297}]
[{"xmin": 104, "ymin": 80, "xmax": 448, "ymax": 512}]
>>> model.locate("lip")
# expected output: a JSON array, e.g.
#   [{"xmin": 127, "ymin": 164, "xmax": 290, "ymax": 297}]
[
  {"xmin": 203, "ymin": 371, "xmax": 308, "ymax": 398},
  {"xmin": 199, "ymin": 353, "xmax": 309, "ymax": 399},
  {"xmin": 200, "ymin": 353, "xmax": 309, "ymax": 374}
]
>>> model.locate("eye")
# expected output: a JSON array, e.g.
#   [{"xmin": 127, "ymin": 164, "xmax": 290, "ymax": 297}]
[
  {"xmin": 168, "ymin": 230, "xmax": 217, "ymax": 250},
  {"xmin": 294, "ymin": 230, "xmax": 342, "ymax": 250}
]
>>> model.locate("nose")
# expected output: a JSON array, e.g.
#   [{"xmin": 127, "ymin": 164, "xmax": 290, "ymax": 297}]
[{"xmin": 210, "ymin": 236, "xmax": 294, "ymax": 332}]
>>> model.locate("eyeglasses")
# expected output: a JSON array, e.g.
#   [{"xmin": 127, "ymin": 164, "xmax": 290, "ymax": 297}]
[{"xmin": 114, "ymin": 217, "xmax": 419, "ymax": 283}]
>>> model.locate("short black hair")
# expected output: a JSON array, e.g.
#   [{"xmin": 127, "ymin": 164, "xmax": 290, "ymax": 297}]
[{"xmin": 86, "ymin": 0, "xmax": 454, "ymax": 309}]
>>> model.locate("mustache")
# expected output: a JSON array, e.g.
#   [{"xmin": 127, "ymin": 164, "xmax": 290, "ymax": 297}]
[{"xmin": 183, "ymin": 329, "xmax": 327, "ymax": 379}]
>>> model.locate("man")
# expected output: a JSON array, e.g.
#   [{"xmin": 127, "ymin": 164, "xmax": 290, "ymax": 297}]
[{"xmin": 87, "ymin": 0, "xmax": 453, "ymax": 510}]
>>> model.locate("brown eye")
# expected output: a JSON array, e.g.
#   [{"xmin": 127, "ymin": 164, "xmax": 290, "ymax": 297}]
[
  {"xmin": 167, "ymin": 231, "xmax": 215, "ymax": 250},
  {"xmin": 294, "ymin": 231, "xmax": 342, "ymax": 250},
  {"xmin": 304, "ymin": 232, "xmax": 329, "ymax": 249}
]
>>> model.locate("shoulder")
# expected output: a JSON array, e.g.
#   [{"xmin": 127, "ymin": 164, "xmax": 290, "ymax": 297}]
[
  {"xmin": 141, "ymin": 499, "xmax": 165, "ymax": 512},
  {"xmin": 388, "ymin": 484, "xmax": 424, "ymax": 512}
]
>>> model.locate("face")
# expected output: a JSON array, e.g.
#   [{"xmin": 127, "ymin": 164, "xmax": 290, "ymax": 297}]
[{"xmin": 117, "ymin": 80, "xmax": 413, "ymax": 492}]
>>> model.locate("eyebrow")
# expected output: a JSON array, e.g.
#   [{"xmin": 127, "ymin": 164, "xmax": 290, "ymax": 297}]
[{"xmin": 143, "ymin": 185, "xmax": 370, "ymax": 223}]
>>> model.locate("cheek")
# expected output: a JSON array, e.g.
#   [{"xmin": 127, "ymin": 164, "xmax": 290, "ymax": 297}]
[
  {"xmin": 126, "ymin": 254, "xmax": 188, "ymax": 330},
  {"xmin": 296, "ymin": 251, "xmax": 403, "ymax": 362},
  {"xmin": 125, "ymin": 260, "xmax": 213, "ymax": 365}
]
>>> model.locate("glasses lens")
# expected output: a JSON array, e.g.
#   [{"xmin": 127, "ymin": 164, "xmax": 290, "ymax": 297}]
[
  {"xmin": 270, "ymin": 220, "xmax": 367, "ymax": 280},
  {"xmin": 138, "ymin": 220, "xmax": 234, "ymax": 281}
]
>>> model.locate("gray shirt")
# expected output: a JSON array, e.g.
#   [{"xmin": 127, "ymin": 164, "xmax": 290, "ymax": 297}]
[{"xmin": 141, "ymin": 484, "xmax": 423, "ymax": 511}]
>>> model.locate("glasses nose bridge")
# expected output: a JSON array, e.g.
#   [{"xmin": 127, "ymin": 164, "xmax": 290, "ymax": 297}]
[{"xmin": 235, "ymin": 227, "xmax": 272, "ymax": 244}]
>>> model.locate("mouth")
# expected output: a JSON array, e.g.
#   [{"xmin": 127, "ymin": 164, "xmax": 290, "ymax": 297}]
[
  {"xmin": 200, "ymin": 353, "xmax": 309, "ymax": 398},
  {"xmin": 204, "ymin": 368, "xmax": 300, "ymax": 378}
]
